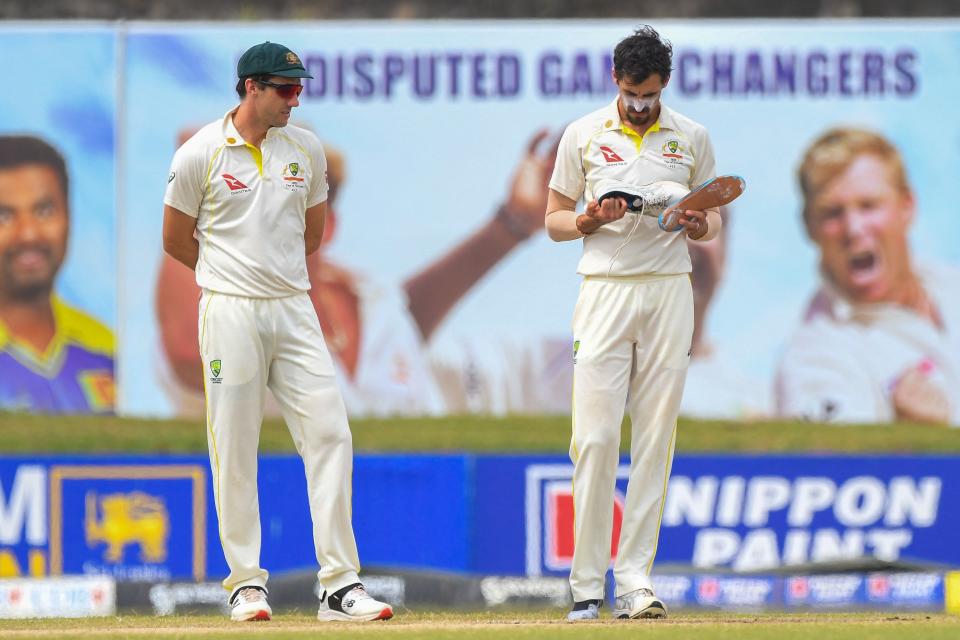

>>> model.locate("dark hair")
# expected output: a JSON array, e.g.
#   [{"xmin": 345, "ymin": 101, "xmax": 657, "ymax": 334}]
[
  {"xmin": 0, "ymin": 135, "xmax": 69, "ymax": 199},
  {"xmin": 236, "ymin": 75, "xmax": 269, "ymax": 99},
  {"xmin": 613, "ymin": 25, "xmax": 673, "ymax": 84}
]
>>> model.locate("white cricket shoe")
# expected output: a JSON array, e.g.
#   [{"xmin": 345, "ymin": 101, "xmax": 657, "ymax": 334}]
[
  {"xmin": 317, "ymin": 582, "xmax": 394, "ymax": 622},
  {"xmin": 595, "ymin": 179, "xmax": 688, "ymax": 218},
  {"xmin": 566, "ymin": 599, "xmax": 602, "ymax": 621},
  {"xmin": 230, "ymin": 586, "xmax": 271, "ymax": 622},
  {"xmin": 613, "ymin": 587, "xmax": 667, "ymax": 619}
]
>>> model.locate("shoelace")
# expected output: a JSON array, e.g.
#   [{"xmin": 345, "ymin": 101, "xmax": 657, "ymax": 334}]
[
  {"xmin": 345, "ymin": 586, "xmax": 369, "ymax": 601},
  {"xmin": 234, "ymin": 587, "xmax": 265, "ymax": 605},
  {"xmin": 617, "ymin": 588, "xmax": 656, "ymax": 606}
]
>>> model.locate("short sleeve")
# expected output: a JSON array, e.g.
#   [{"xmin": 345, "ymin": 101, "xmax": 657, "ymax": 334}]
[
  {"xmin": 689, "ymin": 126, "xmax": 717, "ymax": 190},
  {"xmin": 548, "ymin": 124, "xmax": 585, "ymax": 201},
  {"xmin": 163, "ymin": 143, "xmax": 206, "ymax": 218},
  {"xmin": 305, "ymin": 136, "xmax": 329, "ymax": 209}
]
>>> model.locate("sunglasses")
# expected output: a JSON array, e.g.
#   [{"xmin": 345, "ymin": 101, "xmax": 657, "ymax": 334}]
[{"xmin": 256, "ymin": 79, "xmax": 304, "ymax": 99}]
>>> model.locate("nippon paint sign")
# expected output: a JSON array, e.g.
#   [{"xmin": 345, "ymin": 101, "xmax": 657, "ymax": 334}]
[{"xmin": 525, "ymin": 456, "xmax": 960, "ymax": 576}]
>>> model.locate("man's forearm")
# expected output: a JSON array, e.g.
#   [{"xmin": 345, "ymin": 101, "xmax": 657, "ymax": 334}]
[
  {"xmin": 546, "ymin": 209, "xmax": 587, "ymax": 241},
  {"xmin": 404, "ymin": 213, "xmax": 526, "ymax": 342},
  {"xmin": 164, "ymin": 240, "xmax": 199, "ymax": 270}
]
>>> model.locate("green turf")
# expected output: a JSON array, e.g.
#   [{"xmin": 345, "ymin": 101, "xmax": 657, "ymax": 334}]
[
  {"xmin": 1, "ymin": 411, "xmax": 959, "ymax": 454},
  {"xmin": 0, "ymin": 612, "xmax": 957, "ymax": 639}
]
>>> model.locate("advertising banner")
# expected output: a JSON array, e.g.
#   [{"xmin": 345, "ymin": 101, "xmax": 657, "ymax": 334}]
[
  {"xmin": 2, "ymin": 453, "xmax": 958, "ymax": 582},
  {"xmin": 117, "ymin": 21, "xmax": 960, "ymax": 425},
  {"xmin": 0, "ymin": 23, "xmax": 957, "ymax": 423},
  {"xmin": 0, "ymin": 454, "xmax": 470, "ymax": 581},
  {"xmin": 0, "ymin": 576, "xmax": 116, "ymax": 618},
  {"xmin": 0, "ymin": 27, "xmax": 118, "ymax": 414},
  {"xmin": 519, "ymin": 455, "xmax": 960, "ymax": 577}
]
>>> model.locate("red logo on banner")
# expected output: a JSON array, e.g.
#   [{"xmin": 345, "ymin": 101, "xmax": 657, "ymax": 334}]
[
  {"xmin": 599, "ymin": 146, "xmax": 625, "ymax": 164},
  {"xmin": 788, "ymin": 577, "xmax": 810, "ymax": 600},
  {"xmin": 545, "ymin": 483, "xmax": 625, "ymax": 569},
  {"xmin": 222, "ymin": 174, "xmax": 249, "ymax": 191},
  {"xmin": 698, "ymin": 577, "xmax": 721, "ymax": 603},
  {"xmin": 867, "ymin": 575, "xmax": 891, "ymax": 598}
]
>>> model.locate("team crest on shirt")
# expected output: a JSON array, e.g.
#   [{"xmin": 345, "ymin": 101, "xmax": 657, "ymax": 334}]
[
  {"xmin": 282, "ymin": 162, "xmax": 306, "ymax": 191},
  {"xmin": 661, "ymin": 139, "xmax": 686, "ymax": 165},
  {"xmin": 210, "ymin": 359, "xmax": 223, "ymax": 384}
]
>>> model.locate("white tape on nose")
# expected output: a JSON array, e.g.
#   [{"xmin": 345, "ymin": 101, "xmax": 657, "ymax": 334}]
[{"xmin": 623, "ymin": 95, "xmax": 657, "ymax": 112}]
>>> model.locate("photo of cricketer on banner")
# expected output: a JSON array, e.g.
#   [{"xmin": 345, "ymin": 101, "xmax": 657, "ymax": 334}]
[
  {"xmin": 119, "ymin": 22, "xmax": 957, "ymax": 423},
  {"xmin": 0, "ymin": 29, "xmax": 117, "ymax": 414}
]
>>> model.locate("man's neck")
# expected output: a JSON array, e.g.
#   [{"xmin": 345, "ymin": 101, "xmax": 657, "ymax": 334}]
[
  {"xmin": 0, "ymin": 293, "xmax": 57, "ymax": 352},
  {"xmin": 232, "ymin": 103, "xmax": 269, "ymax": 148},
  {"xmin": 893, "ymin": 273, "xmax": 943, "ymax": 328}
]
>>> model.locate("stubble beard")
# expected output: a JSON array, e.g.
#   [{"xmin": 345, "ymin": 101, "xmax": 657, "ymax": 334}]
[{"xmin": 1, "ymin": 246, "xmax": 57, "ymax": 304}]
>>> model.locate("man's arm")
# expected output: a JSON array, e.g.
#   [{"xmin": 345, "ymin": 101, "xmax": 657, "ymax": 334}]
[
  {"xmin": 156, "ymin": 254, "xmax": 203, "ymax": 390},
  {"xmin": 162, "ymin": 205, "xmax": 199, "ymax": 270},
  {"xmin": 682, "ymin": 126, "xmax": 722, "ymax": 242},
  {"xmin": 403, "ymin": 131, "xmax": 556, "ymax": 343},
  {"xmin": 545, "ymin": 188, "xmax": 627, "ymax": 241},
  {"xmin": 304, "ymin": 201, "xmax": 327, "ymax": 256},
  {"xmin": 158, "ymin": 203, "xmax": 202, "ymax": 390}
]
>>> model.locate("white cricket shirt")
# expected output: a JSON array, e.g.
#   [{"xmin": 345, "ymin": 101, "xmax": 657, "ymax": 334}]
[
  {"xmin": 164, "ymin": 109, "xmax": 328, "ymax": 298},
  {"xmin": 550, "ymin": 99, "xmax": 717, "ymax": 277},
  {"xmin": 776, "ymin": 263, "xmax": 960, "ymax": 426}
]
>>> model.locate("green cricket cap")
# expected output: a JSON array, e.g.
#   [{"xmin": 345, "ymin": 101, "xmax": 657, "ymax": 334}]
[{"xmin": 237, "ymin": 41, "xmax": 313, "ymax": 79}]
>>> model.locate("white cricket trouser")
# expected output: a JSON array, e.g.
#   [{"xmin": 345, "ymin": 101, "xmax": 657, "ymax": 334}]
[
  {"xmin": 198, "ymin": 290, "xmax": 361, "ymax": 597},
  {"xmin": 568, "ymin": 274, "xmax": 693, "ymax": 602}
]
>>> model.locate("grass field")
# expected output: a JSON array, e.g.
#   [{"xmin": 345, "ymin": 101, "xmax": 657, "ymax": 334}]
[
  {"xmin": 2, "ymin": 412, "xmax": 959, "ymax": 454},
  {"xmin": 0, "ymin": 612, "xmax": 958, "ymax": 639}
]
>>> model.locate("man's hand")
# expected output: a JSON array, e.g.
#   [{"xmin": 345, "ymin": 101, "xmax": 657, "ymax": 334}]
[
  {"xmin": 892, "ymin": 362, "xmax": 951, "ymax": 425},
  {"xmin": 577, "ymin": 196, "xmax": 628, "ymax": 235},
  {"xmin": 678, "ymin": 209, "xmax": 709, "ymax": 240}
]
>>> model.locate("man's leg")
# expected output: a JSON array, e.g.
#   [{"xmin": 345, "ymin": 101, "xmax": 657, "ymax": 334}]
[
  {"xmin": 269, "ymin": 295, "xmax": 393, "ymax": 622},
  {"xmin": 569, "ymin": 278, "xmax": 635, "ymax": 606},
  {"xmin": 199, "ymin": 293, "xmax": 271, "ymax": 600},
  {"xmin": 614, "ymin": 275, "xmax": 693, "ymax": 614},
  {"xmin": 268, "ymin": 295, "xmax": 361, "ymax": 591}
]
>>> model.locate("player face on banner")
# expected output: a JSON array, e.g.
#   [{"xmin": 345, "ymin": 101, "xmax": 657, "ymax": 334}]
[
  {"xmin": 0, "ymin": 136, "xmax": 115, "ymax": 414},
  {"xmin": 0, "ymin": 145, "xmax": 69, "ymax": 303},
  {"xmin": 801, "ymin": 130, "xmax": 915, "ymax": 305}
]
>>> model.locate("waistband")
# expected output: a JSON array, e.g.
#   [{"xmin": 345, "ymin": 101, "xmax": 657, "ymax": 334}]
[
  {"xmin": 583, "ymin": 272, "xmax": 688, "ymax": 284},
  {"xmin": 201, "ymin": 288, "xmax": 304, "ymax": 301}
]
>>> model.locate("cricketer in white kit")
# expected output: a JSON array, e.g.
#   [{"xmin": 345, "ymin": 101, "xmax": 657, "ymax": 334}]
[
  {"xmin": 161, "ymin": 41, "xmax": 393, "ymax": 623},
  {"xmin": 545, "ymin": 26, "xmax": 723, "ymax": 621}
]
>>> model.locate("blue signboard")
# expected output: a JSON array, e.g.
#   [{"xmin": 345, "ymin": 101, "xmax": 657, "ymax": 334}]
[
  {"xmin": 1, "ymin": 454, "xmax": 958, "ymax": 581},
  {"xmin": 515, "ymin": 455, "xmax": 960, "ymax": 577}
]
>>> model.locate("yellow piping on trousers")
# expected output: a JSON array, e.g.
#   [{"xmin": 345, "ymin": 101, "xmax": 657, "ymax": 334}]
[
  {"xmin": 646, "ymin": 421, "xmax": 677, "ymax": 574},
  {"xmin": 199, "ymin": 293, "xmax": 226, "ymax": 561}
]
